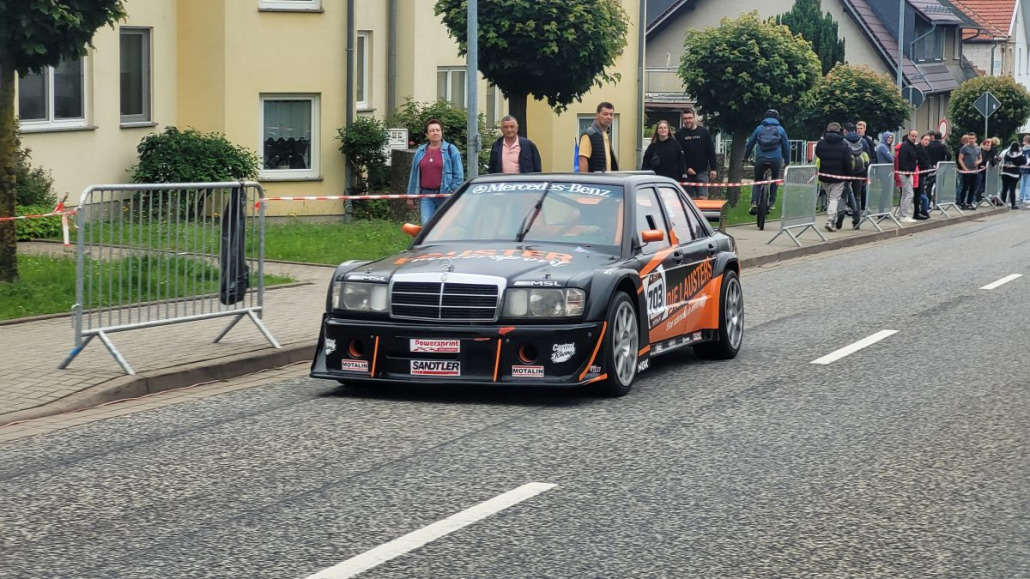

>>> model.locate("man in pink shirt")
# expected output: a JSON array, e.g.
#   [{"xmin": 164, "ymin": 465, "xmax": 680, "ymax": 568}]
[{"xmin": 487, "ymin": 116, "xmax": 542, "ymax": 174}]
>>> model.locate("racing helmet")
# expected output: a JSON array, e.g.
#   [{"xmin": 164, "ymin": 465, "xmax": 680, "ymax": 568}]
[{"xmin": 764, "ymin": 108, "xmax": 779, "ymax": 120}]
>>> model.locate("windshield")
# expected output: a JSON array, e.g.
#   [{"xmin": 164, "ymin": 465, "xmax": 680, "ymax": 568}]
[{"xmin": 422, "ymin": 182, "xmax": 624, "ymax": 246}]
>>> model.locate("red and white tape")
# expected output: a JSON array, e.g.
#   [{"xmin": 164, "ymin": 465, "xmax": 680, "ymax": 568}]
[
  {"xmin": 679, "ymin": 178, "xmax": 783, "ymax": 188},
  {"xmin": 256, "ymin": 192, "xmax": 450, "ymax": 208},
  {"xmin": 1, "ymin": 195, "xmax": 74, "ymax": 247},
  {"xmin": 815, "ymin": 173, "xmax": 870, "ymax": 181}
]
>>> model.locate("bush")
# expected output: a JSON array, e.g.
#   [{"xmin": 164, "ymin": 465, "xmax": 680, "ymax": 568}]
[
  {"xmin": 389, "ymin": 99, "xmax": 492, "ymax": 173},
  {"xmin": 131, "ymin": 126, "xmax": 260, "ymax": 183},
  {"xmin": 14, "ymin": 147, "xmax": 57, "ymax": 208},
  {"xmin": 14, "ymin": 204, "xmax": 63, "ymax": 241},
  {"xmin": 336, "ymin": 116, "xmax": 390, "ymax": 194}
]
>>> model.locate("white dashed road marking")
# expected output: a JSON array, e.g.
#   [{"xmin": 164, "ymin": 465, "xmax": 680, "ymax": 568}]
[
  {"xmin": 304, "ymin": 482, "xmax": 558, "ymax": 579},
  {"xmin": 980, "ymin": 274, "xmax": 1022, "ymax": 290},
  {"xmin": 811, "ymin": 330, "xmax": 899, "ymax": 365}
]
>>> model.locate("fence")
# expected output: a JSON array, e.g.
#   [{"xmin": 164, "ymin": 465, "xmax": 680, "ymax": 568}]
[
  {"xmin": 979, "ymin": 164, "xmax": 1002, "ymax": 208},
  {"xmin": 58, "ymin": 182, "xmax": 280, "ymax": 375},
  {"xmin": 768, "ymin": 164, "xmax": 824, "ymax": 247},
  {"xmin": 859, "ymin": 163, "xmax": 901, "ymax": 231},
  {"xmin": 931, "ymin": 162, "xmax": 961, "ymax": 217}
]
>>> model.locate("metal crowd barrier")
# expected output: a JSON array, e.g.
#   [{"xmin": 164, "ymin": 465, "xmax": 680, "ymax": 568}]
[
  {"xmin": 860, "ymin": 163, "xmax": 901, "ymax": 231},
  {"xmin": 931, "ymin": 162, "xmax": 961, "ymax": 217},
  {"xmin": 768, "ymin": 164, "xmax": 824, "ymax": 247},
  {"xmin": 59, "ymin": 182, "xmax": 280, "ymax": 375},
  {"xmin": 978, "ymin": 164, "xmax": 1002, "ymax": 208}
]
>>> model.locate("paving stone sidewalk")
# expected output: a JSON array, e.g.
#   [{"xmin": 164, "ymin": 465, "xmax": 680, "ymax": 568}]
[{"xmin": 0, "ymin": 208, "xmax": 1008, "ymax": 424}]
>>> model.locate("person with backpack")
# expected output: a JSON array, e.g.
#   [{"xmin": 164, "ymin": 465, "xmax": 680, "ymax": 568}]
[
  {"xmin": 743, "ymin": 108, "xmax": 790, "ymax": 214},
  {"xmin": 814, "ymin": 122, "xmax": 850, "ymax": 232},
  {"xmin": 407, "ymin": 118, "xmax": 465, "ymax": 224},
  {"xmin": 841, "ymin": 122, "xmax": 871, "ymax": 228}
]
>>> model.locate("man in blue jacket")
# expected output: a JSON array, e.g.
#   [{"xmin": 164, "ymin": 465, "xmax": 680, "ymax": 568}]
[
  {"xmin": 487, "ymin": 116, "xmax": 542, "ymax": 174},
  {"xmin": 744, "ymin": 109, "xmax": 791, "ymax": 214}
]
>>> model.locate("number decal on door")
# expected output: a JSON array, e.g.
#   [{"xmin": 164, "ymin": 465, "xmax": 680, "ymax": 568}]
[{"xmin": 645, "ymin": 268, "xmax": 667, "ymax": 327}]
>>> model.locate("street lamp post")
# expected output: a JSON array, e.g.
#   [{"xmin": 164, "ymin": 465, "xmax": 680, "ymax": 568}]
[{"xmin": 897, "ymin": 0, "xmax": 905, "ymax": 92}]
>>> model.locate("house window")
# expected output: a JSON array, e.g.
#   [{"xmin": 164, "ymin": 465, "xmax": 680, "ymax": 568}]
[
  {"xmin": 913, "ymin": 26, "xmax": 944, "ymax": 62},
  {"xmin": 486, "ymin": 84, "xmax": 506, "ymax": 128},
  {"xmin": 260, "ymin": 94, "xmax": 320, "ymax": 180},
  {"xmin": 577, "ymin": 113, "xmax": 620, "ymax": 168},
  {"xmin": 120, "ymin": 28, "xmax": 151, "ymax": 125},
  {"xmin": 259, "ymin": 0, "xmax": 322, "ymax": 11},
  {"xmin": 356, "ymin": 31, "xmax": 370, "ymax": 109},
  {"xmin": 18, "ymin": 57, "xmax": 86, "ymax": 130},
  {"xmin": 437, "ymin": 67, "xmax": 467, "ymax": 109}
]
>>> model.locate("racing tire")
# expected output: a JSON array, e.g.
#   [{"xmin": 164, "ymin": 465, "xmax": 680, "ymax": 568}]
[
  {"xmin": 595, "ymin": 292, "xmax": 639, "ymax": 397},
  {"xmin": 756, "ymin": 184, "xmax": 769, "ymax": 231},
  {"xmin": 693, "ymin": 270, "xmax": 744, "ymax": 360}
]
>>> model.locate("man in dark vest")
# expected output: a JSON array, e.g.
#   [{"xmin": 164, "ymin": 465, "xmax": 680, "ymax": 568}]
[{"xmin": 578, "ymin": 102, "xmax": 619, "ymax": 172}]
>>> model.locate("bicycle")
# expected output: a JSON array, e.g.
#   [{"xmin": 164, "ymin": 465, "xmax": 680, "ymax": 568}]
[{"xmin": 754, "ymin": 167, "xmax": 772, "ymax": 231}]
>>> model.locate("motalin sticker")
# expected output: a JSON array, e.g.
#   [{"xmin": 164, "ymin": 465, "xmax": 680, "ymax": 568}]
[
  {"xmin": 341, "ymin": 359, "xmax": 368, "ymax": 372},
  {"xmin": 511, "ymin": 365, "xmax": 544, "ymax": 378}
]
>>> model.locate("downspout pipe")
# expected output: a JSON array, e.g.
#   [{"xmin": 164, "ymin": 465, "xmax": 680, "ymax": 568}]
[
  {"xmin": 344, "ymin": 0, "xmax": 355, "ymax": 221},
  {"xmin": 388, "ymin": 0, "xmax": 397, "ymax": 115},
  {"xmin": 636, "ymin": 0, "xmax": 646, "ymax": 169}
]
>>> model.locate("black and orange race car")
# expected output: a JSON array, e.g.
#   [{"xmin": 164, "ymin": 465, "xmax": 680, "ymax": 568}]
[{"xmin": 311, "ymin": 172, "xmax": 743, "ymax": 396}]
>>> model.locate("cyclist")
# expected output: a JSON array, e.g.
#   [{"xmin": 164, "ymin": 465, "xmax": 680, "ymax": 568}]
[{"xmin": 744, "ymin": 108, "xmax": 791, "ymax": 214}]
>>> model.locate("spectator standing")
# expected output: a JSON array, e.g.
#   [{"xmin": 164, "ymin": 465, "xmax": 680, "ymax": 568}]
[
  {"xmin": 897, "ymin": 129, "xmax": 920, "ymax": 223},
  {"xmin": 1000, "ymin": 141, "xmax": 1025, "ymax": 209},
  {"xmin": 856, "ymin": 121, "xmax": 876, "ymax": 211},
  {"xmin": 873, "ymin": 132, "xmax": 895, "ymax": 214},
  {"xmin": 957, "ymin": 134, "xmax": 981, "ymax": 209},
  {"xmin": 641, "ymin": 120, "xmax": 688, "ymax": 182},
  {"xmin": 674, "ymin": 108, "xmax": 718, "ymax": 199},
  {"xmin": 925, "ymin": 131, "xmax": 951, "ymax": 209},
  {"xmin": 578, "ymin": 102, "xmax": 619, "ymax": 172},
  {"xmin": 407, "ymin": 118, "xmax": 464, "ymax": 225},
  {"xmin": 913, "ymin": 133, "xmax": 932, "ymax": 219},
  {"xmin": 814, "ymin": 122, "xmax": 850, "ymax": 232},
  {"xmin": 842, "ymin": 122, "xmax": 871, "ymax": 229},
  {"xmin": 1020, "ymin": 135, "xmax": 1030, "ymax": 206},
  {"xmin": 744, "ymin": 109, "xmax": 791, "ymax": 214},
  {"xmin": 976, "ymin": 138, "xmax": 999, "ymax": 203},
  {"xmin": 488, "ymin": 115, "xmax": 542, "ymax": 174}
]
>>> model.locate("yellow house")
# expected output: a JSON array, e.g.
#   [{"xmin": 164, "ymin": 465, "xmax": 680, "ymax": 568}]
[{"xmin": 18, "ymin": 0, "xmax": 643, "ymax": 216}]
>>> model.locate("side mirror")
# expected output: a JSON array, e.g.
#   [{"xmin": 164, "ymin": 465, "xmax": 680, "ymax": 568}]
[
  {"xmin": 641, "ymin": 229, "xmax": 664, "ymax": 243},
  {"xmin": 401, "ymin": 223, "xmax": 422, "ymax": 237}
]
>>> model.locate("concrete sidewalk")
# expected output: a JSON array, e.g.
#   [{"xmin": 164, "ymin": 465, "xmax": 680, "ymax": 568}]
[{"xmin": 0, "ymin": 207, "xmax": 1010, "ymax": 425}]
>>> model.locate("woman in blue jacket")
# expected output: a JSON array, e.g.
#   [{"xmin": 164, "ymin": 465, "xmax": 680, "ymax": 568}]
[{"xmin": 406, "ymin": 118, "xmax": 465, "ymax": 225}]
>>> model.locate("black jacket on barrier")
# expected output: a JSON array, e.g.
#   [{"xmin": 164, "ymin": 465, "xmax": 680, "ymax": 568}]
[
  {"xmin": 220, "ymin": 187, "xmax": 250, "ymax": 305},
  {"xmin": 815, "ymin": 130, "xmax": 850, "ymax": 184}
]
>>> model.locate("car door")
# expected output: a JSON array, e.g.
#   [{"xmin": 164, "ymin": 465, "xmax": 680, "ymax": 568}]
[
  {"xmin": 633, "ymin": 185, "xmax": 685, "ymax": 347},
  {"xmin": 645, "ymin": 184, "xmax": 716, "ymax": 347}
]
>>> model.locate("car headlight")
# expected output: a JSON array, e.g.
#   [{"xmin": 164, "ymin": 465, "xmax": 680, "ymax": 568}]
[
  {"xmin": 332, "ymin": 282, "xmax": 388, "ymax": 312},
  {"xmin": 503, "ymin": 288, "xmax": 586, "ymax": 318}
]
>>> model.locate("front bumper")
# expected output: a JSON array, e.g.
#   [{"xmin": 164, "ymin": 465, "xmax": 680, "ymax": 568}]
[{"xmin": 310, "ymin": 315, "xmax": 608, "ymax": 387}]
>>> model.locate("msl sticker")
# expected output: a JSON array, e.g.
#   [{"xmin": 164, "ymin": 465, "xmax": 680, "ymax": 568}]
[
  {"xmin": 410, "ymin": 339, "xmax": 460, "ymax": 353},
  {"xmin": 411, "ymin": 360, "xmax": 461, "ymax": 376}
]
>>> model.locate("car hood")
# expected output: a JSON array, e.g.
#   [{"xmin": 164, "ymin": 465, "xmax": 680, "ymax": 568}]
[{"xmin": 341, "ymin": 242, "xmax": 620, "ymax": 284}]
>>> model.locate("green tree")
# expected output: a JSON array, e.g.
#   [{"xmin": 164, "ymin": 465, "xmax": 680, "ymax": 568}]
[
  {"xmin": 0, "ymin": 0, "xmax": 125, "ymax": 283},
  {"xmin": 946, "ymin": 75, "xmax": 1030, "ymax": 150},
  {"xmin": 336, "ymin": 116, "xmax": 389, "ymax": 194},
  {"xmin": 389, "ymin": 98, "xmax": 492, "ymax": 172},
  {"xmin": 434, "ymin": 0, "xmax": 628, "ymax": 135},
  {"xmin": 776, "ymin": 0, "xmax": 846, "ymax": 75},
  {"xmin": 679, "ymin": 12, "xmax": 821, "ymax": 203},
  {"xmin": 795, "ymin": 64, "xmax": 909, "ymax": 139}
]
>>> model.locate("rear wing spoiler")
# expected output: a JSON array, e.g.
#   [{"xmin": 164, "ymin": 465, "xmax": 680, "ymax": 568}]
[{"xmin": 693, "ymin": 199, "xmax": 727, "ymax": 231}]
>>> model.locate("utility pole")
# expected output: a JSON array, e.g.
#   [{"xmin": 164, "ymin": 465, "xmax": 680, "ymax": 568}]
[{"xmin": 466, "ymin": 0, "xmax": 479, "ymax": 178}]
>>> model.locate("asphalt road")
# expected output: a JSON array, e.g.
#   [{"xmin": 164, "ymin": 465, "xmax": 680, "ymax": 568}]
[{"xmin": 2, "ymin": 212, "xmax": 1029, "ymax": 579}]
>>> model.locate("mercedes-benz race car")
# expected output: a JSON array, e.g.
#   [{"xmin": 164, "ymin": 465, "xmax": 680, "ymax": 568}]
[{"xmin": 311, "ymin": 172, "xmax": 743, "ymax": 396}]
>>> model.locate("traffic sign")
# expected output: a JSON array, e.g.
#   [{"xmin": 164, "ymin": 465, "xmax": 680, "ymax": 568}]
[
  {"xmin": 938, "ymin": 118, "xmax": 948, "ymax": 139},
  {"xmin": 973, "ymin": 91, "xmax": 1001, "ymax": 119},
  {"xmin": 905, "ymin": 86, "xmax": 925, "ymax": 109}
]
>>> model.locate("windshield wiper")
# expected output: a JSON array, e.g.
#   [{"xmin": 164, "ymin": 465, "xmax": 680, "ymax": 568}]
[{"xmin": 515, "ymin": 183, "xmax": 551, "ymax": 242}]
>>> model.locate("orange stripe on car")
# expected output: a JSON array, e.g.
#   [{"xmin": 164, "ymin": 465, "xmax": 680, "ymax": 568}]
[
  {"xmin": 638, "ymin": 345, "xmax": 650, "ymax": 356},
  {"xmin": 370, "ymin": 336, "xmax": 380, "ymax": 376},
  {"xmin": 638, "ymin": 246, "xmax": 677, "ymax": 278},
  {"xmin": 580, "ymin": 322, "xmax": 607, "ymax": 380},
  {"xmin": 493, "ymin": 339, "xmax": 502, "ymax": 382},
  {"xmin": 499, "ymin": 326, "xmax": 515, "ymax": 336},
  {"xmin": 585, "ymin": 373, "xmax": 608, "ymax": 385}
]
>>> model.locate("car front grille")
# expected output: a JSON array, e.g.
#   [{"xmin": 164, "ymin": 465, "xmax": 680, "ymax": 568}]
[{"xmin": 391, "ymin": 274, "xmax": 505, "ymax": 322}]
